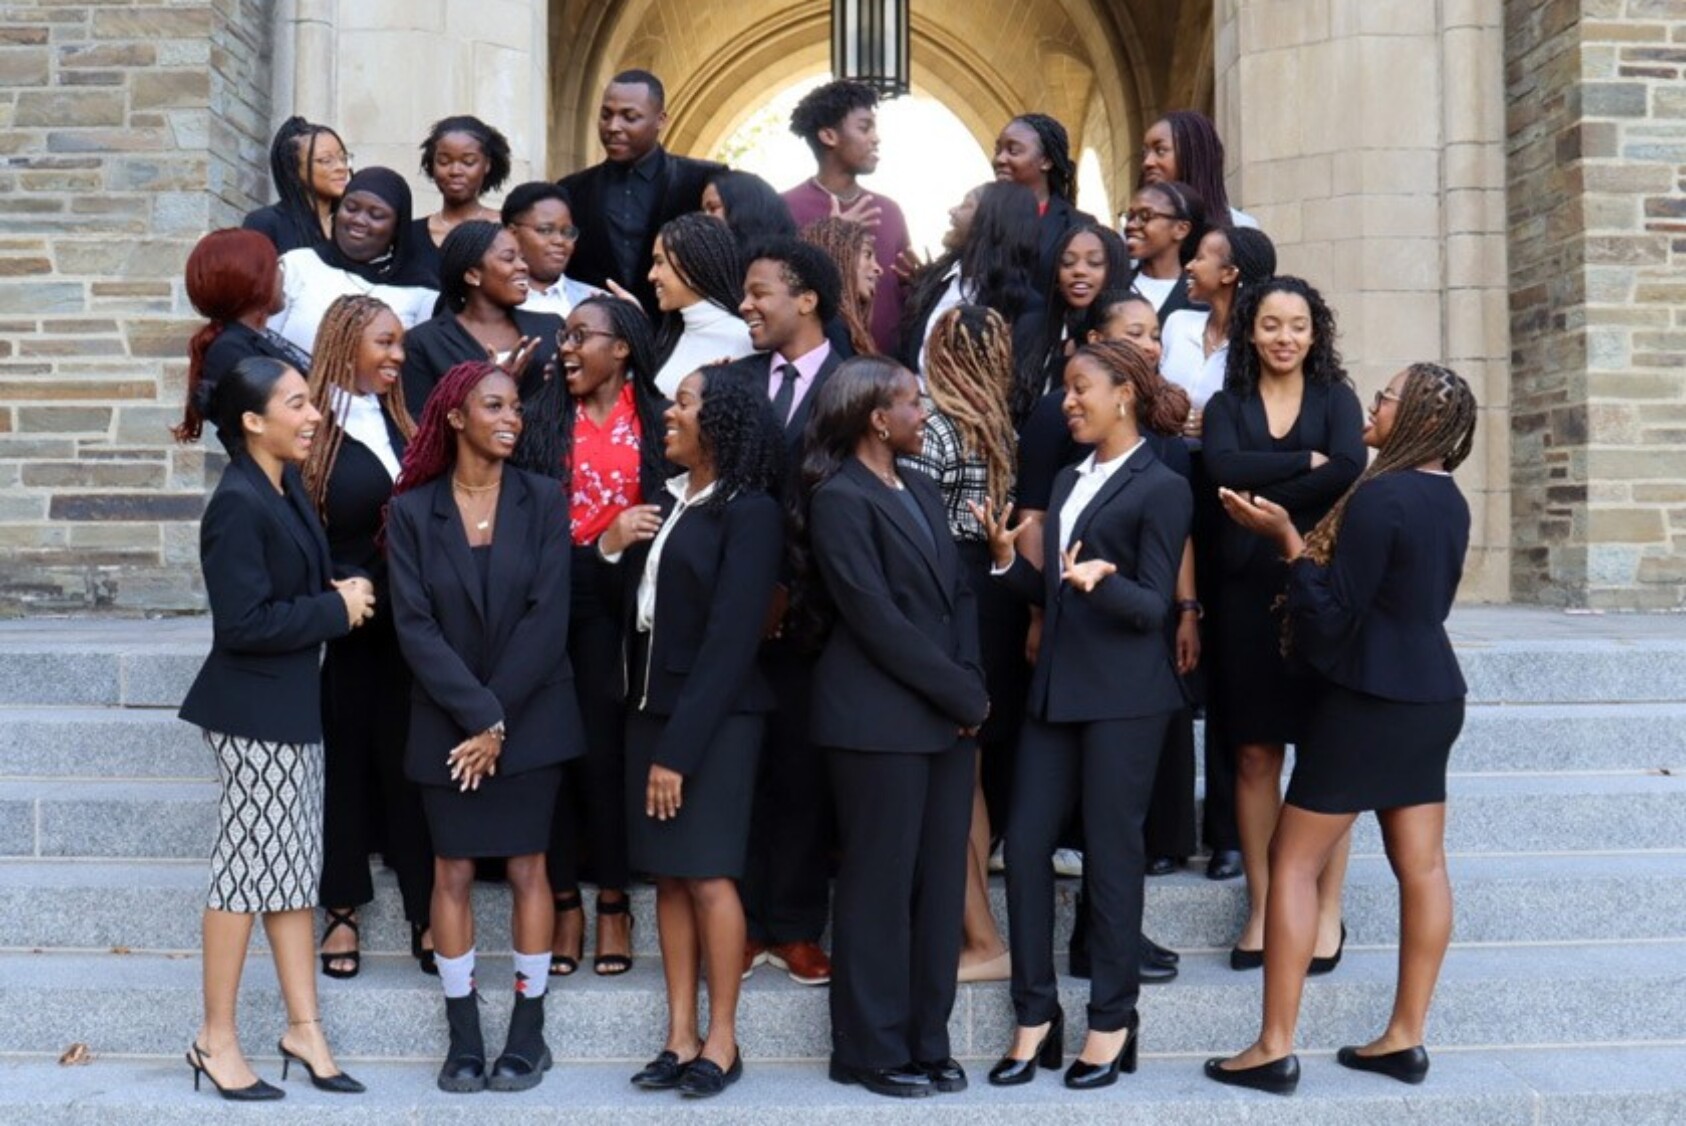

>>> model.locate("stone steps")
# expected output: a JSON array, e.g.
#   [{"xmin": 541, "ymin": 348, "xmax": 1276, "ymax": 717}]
[
  {"xmin": 5, "ymin": 853, "xmax": 1686, "ymax": 956},
  {"xmin": 4, "ymin": 1045, "xmax": 1686, "ymax": 1123}
]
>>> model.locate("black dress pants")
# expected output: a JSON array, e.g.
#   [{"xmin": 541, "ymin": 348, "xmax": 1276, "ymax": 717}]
[
  {"xmin": 548, "ymin": 547, "xmax": 631, "ymax": 893},
  {"xmin": 957, "ymin": 542, "xmax": 1030, "ymax": 837},
  {"xmin": 1005, "ymin": 712, "xmax": 1169, "ymax": 1032},
  {"xmin": 827, "ymin": 741, "xmax": 972, "ymax": 1069},
  {"xmin": 1144, "ymin": 705, "xmax": 1198, "ymax": 859},
  {"xmin": 319, "ymin": 614, "xmax": 433, "ymax": 923},
  {"xmin": 741, "ymin": 642, "xmax": 831, "ymax": 945}
]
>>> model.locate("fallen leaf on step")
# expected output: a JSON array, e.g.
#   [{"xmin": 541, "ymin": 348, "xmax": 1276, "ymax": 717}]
[
  {"xmin": 109, "ymin": 946, "xmax": 131, "ymax": 955},
  {"xmin": 59, "ymin": 1043, "xmax": 92, "ymax": 1066}
]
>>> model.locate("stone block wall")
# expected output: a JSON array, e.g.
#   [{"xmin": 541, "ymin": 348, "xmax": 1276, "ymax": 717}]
[
  {"xmin": 1506, "ymin": 0, "xmax": 1686, "ymax": 607},
  {"xmin": 0, "ymin": 0, "xmax": 270, "ymax": 611}
]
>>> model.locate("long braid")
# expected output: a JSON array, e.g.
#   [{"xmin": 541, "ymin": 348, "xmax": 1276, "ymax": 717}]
[
  {"xmin": 392, "ymin": 361, "xmax": 500, "ymax": 498},
  {"xmin": 923, "ymin": 305, "xmax": 1017, "ymax": 507},
  {"xmin": 1301, "ymin": 363, "xmax": 1477, "ymax": 566},
  {"xmin": 1157, "ymin": 110, "xmax": 1231, "ymax": 219},
  {"xmin": 1013, "ymin": 113, "xmax": 1077, "ymax": 205},
  {"xmin": 800, "ymin": 217, "xmax": 877, "ymax": 355},
  {"xmin": 654, "ymin": 213, "xmax": 745, "ymax": 366},
  {"xmin": 301, "ymin": 295, "xmax": 417, "ymax": 521}
]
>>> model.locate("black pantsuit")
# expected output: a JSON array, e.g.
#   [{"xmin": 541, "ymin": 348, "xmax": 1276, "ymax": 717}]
[
  {"xmin": 808, "ymin": 459, "xmax": 988, "ymax": 1070},
  {"xmin": 1142, "ymin": 706, "xmax": 1197, "ymax": 860}
]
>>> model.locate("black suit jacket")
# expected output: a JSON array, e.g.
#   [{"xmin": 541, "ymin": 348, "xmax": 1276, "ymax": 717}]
[
  {"xmin": 179, "ymin": 458, "xmax": 352, "ymax": 744},
  {"xmin": 559, "ymin": 147, "xmax": 726, "ymax": 317},
  {"xmin": 809, "ymin": 459, "xmax": 988, "ymax": 752},
  {"xmin": 398, "ymin": 307, "xmax": 563, "ymax": 418},
  {"xmin": 619, "ymin": 488, "xmax": 783, "ymax": 774},
  {"xmin": 715, "ymin": 345, "xmax": 842, "ymax": 465},
  {"xmin": 386, "ymin": 467, "xmax": 585, "ymax": 785},
  {"xmin": 321, "ymin": 413, "xmax": 406, "ymax": 603},
  {"xmin": 999, "ymin": 442, "xmax": 1191, "ymax": 722}
]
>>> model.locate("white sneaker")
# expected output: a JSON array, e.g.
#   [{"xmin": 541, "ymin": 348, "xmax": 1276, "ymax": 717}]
[
  {"xmin": 1052, "ymin": 848, "xmax": 1084, "ymax": 878},
  {"xmin": 988, "ymin": 840, "xmax": 1006, "ymax": 874}
]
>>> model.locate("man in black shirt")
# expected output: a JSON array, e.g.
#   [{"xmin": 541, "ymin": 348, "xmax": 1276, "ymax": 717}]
[{"xmin": 559, "ymin": 69, "xmax": 725, "ymax": 316}]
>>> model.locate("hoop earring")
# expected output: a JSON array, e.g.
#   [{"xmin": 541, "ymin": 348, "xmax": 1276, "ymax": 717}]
[{"xmin": 876, "ymin": 428, "xmax": 890, "ymax": 441}]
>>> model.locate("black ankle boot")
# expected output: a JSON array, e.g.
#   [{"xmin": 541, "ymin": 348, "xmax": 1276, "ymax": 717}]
[
  {"xmin": 489, "ymin": 991, "xmax": 553, "ymax": 1092},
  {"xmin": 437, "ymin": 992, "xmax": 487, "ymax": 1093}
]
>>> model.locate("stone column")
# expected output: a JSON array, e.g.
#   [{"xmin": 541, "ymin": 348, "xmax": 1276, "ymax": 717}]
[{"xmin": 1214, "ymin": 0, "xmax": 1514, "ymax": 602}]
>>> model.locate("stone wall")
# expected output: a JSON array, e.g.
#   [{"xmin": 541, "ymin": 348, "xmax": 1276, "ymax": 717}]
[
  {"xmin": 0, "ymin": 0, "xmax": 271, "ymax": 612},
  {"xmin": 1505, "ymin": 0, "xmax": 1686, "ymax": 608}
]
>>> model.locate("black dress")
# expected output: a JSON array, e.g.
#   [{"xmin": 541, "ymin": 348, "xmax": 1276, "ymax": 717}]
[{"xmin": 1286, "ymin": 472, "xmax": 1469, "ymax": 813}]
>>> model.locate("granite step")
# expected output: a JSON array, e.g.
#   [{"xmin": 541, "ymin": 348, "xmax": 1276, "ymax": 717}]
[
  {"xmin": 3, "ymin": 1045, "xmax": 1686, "ymax": 1125},
  {"xmin": 5, "ymin": 853, "xmax": 1685, "ymax": 957},
  {"xmin": 6, "ymin": 700, "xmax": 1684, "ymax": 783},
  {"xmin": 2, "ymin": 940, "xmax": 1683, "ymax": 1060},
  {"xmin": 4, "ymin": 772, "xmax": 1682, "ymax": 861}
]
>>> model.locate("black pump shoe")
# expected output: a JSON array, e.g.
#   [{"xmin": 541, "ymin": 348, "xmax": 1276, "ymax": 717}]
[
  {"xmin": 1337, "ymin": 1044, "xmax": 1429, "ymax": 1084},
  {"xmin": 987, "ymin": 1006, "xmax": 1063, "ymax": 1086},
  {"xmin": 1064, "ymin": 1016, "xmax": 1138, "ymax": 1090},
  {"xmin": 1307, "ymin": 922, "xmax": 1347, "ymax": 976},
  {"xmin": 277, "ymin": 1039, "xmax": 365, "ymax": 1093},
  {"xmin": 185, "ymin": 1043, "xmax": 283, "ymax": 1101},
  {"xmin": 1206, "ymin": 849, "xmax": 1244, "ymax": 880},
  {"xmin": 437, "ymin": 992, "xmax": 487, "ymax": 1093},
  {"xmin": 489, "ymin": 991, "xmax": 553, "ymax": 1092},
  {"xmin": 1203, "ymin": 1053, "xmax": 1300, "ymax": 1095}
]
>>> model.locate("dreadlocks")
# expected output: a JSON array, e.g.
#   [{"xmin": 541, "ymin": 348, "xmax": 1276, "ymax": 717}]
[
  {"xmin": 653, "ymin": 212, "xmax": 745, "ymax": 367},
  {"xmin": 1011, "ymin": 113, "xmax": 1078, "ymax": 205},
  {"xmin": 800, "ymin": 217, "xmax": 877, "ymax": 356},
  {"xmin": 924, "ymin": 305, "xmax": 1018, "ymax": 507},
  {"xmin": 301, "ymin": 295, "xmax": 417, "ymax": 520},
  {"xmin": 1301, "ymin": 363, "xmax": 1477, "ymax": 565},
  {"xmin": 392, "ymin": 360, "xmax": 503, "ymax": 498}
]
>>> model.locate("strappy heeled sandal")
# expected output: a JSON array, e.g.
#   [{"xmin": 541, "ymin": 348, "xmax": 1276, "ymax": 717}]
[
  {"xmin": 593, "ymin": 893, "xmax": 634, "ymax": 976},
  {"xmin": 550, "ymin": 890, "xmax": 584, "ymax": 977},
  {"xmin": 319, "ymin": 907, "xmax": 360, "ymax": 980}
]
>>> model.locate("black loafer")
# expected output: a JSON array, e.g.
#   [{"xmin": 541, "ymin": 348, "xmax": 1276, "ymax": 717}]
[
  {"xmin": 828, "ymin": 1059, "xmax": 933, "ymax": 1098},
  {"xmin": 630, "ymin": 1049, "xmax": 692, "ymax": 1090},
  {"xmin": 1142, "ymin": 935, "xmax": 1180, "ymax": 967},
  {"xmin": 915, "ymin": 1057, "xmax": 967, "ymax": 1093},
  {"xmin": 1206, "ymin": 850, "xmax": 1244, "ymax": 881},
  {"xmin": 1140, "ymin": 958, "xmax": 1178, "ymax": 984},
  {"xmin": 1203, "ymin": 1053, "xmax": 1300, "ymax": 1095},
  {"xmin": 1336, "ymin": 1044, "xmax": 1428, "ymax": 1084},
  {"xmin": 1146, "ymin": 856, "xmax": 1179, "ymax": 876},
  {"xmin": 677, "ymin": 1049, "xmax": 742, "ymax": 1098}
]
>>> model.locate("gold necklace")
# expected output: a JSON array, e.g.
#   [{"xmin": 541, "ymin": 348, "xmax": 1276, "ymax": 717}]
[{"xmin": 452, "ymin": 477, "xmax": 500, "ymax": 532}]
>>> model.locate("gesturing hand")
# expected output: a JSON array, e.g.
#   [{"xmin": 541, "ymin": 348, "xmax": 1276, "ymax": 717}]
[
  {"xmin": 830, "ymin": 190, "xmax": 883, "ymax": 230},
  {"xmin": 646, "ymin": 764, "xmax": 683, "ymax": 821},
  {"xmin": 968, "ymin": 497, "xmax": 1031, "ymax": 570},
  {"xmin": 1218, "ymin": 488, "xmax": 1304, "ymax": 559},
  {"xmin": 604, "ymin": 278, "xmax": 641, "ymax": 306},
  {"xmin": 599, "ymin": 503, "xmax": 663, "ymax": 557},
  {"xmin": 494, "ymin": 335, "xmax": 542, "ymax": 383},
  {"xmin": 1060, "ymin": 540, "xmax": 1117, "ymax": 593},
  {"xmin": 890, "ymin": 247, "xmax": 929, "ymax": 284}
]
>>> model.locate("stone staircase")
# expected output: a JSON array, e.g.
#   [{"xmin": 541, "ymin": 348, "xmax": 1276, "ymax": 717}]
[{"xmin": 1, "ymin": 609, "xmax": 1684, "ymax": 1122}]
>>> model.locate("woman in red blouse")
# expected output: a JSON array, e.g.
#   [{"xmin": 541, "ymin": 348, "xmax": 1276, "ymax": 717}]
[{"xmin": 515, "ymin": 295, "xmax": 670, "ymax": 978}]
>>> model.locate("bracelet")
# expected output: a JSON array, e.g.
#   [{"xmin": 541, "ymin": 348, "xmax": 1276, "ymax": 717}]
[
  {"xmin": 1177, "ymin": 599, "xmax": 1203, "ymax": 619},
  {"xmin": 486, "ymin": 721, "xmax": 506, "ymax": 743}
]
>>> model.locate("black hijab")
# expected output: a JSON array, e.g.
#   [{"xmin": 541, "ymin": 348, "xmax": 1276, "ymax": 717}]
[{"xmin": 314, "ymin": 166, "xmax": 434, "ymax": 287}]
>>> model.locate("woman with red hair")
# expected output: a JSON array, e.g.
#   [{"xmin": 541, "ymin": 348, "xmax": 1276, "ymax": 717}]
[{"xmin": 175, "ymin": 229, "xmax": 313, "ymax": 442}]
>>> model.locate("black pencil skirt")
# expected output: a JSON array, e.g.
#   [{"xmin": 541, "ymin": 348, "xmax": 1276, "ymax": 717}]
[
  {"xmin": 422, "ymin": 765, "xmax": 562, "ymax": 859},
  {"xmin": 625, "ymin": 709, "xmax": 763, "ymax": 880},
  {"xmin": 1288, "ymin": 684, "xmax": 1464, "ymax": 814}
]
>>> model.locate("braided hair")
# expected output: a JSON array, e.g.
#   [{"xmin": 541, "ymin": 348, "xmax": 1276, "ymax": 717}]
[
  {"xmin": 653, "ymin": 212, "xmax": 745, "ymax": 367},
  {"xmin": 1301, "ymin": 363, "xmax": 1477, "ymax": 566},
  {"xmin": 1223, "ymin": 276, "xmax": 1345, "ymax": 398},
  {"xmin": 1011, "ymin": 113, "xmax": 1078, "ymax": 205},
  {"xmin": 800, "ymin": 217, "xmax": 877, "ymax": 355},
  {"xmin": 419, "ymin": 114, "xmax": 513, "ymax": 195},
  {"xmin": 301, "ymin": 295, "xmax": 417, "ymax": 520},
  {"xmin": 438, "ymin": 219, "xmax": 505, "ymax": 313},
  {"xmin": 1227, "ymin": 225, "xmax": 1277, "ymax": 286},
  {"xmin": 392, "ymin": 360, "xmax": 505, "ymax": 497},
  {"xmin": 513, "ymin": 295, "xmax": 669, "ymax": 496},
  {"xmin": 924, "ymin": 305, "xmax": 1018, "ymax": 508},
  {"xmin": 1151, "ymin": 111, "xmax": 1232, "ymax": 222},
  {"xmin": 267, "ymin": 116, "xmax": 345, "ymax": 249},
  {"xmin": 1074, "ymin": 339, "xmax": 1191, "ymax": 437}
]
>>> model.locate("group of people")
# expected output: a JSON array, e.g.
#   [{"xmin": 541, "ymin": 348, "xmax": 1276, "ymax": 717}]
[{"xmin": 173, "ymin": 67, "xmax": 1479, "ymax": 1102}]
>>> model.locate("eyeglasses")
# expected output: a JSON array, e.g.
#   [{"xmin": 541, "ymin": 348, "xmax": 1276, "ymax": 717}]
[
  {"xmin": 312, "ymin": 152, "xmax": 353, "ymax": 169},
  {"xmin": 560, "ymin": 327, "xmax": 617, "ymax": 347},
  {"xmin": 515, "ymin": 223, "xmax": 580, "ymax": 243},
  {"xmin": 1373, "ymin": 388, "xmax": 1403, "ymax": 411},
  {"xmin": 1121, "ymin": 208, "xmax": 1179, "ymax": 226}
]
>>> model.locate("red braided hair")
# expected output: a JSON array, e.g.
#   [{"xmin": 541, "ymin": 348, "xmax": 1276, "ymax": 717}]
[{"xmin": 392, "ymin": 360, "xmax": 503, "ymax": 497}]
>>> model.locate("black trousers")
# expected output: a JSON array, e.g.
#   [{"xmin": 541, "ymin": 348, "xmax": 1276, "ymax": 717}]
[
  {"xmin": 1144, "ymin": 706, "xmax": 1198, "ymax": 859},
  {"xmin": 957, "ymin": 542, "xmax": 1030, "ymax": 838},
  {"xmin": 1189, "ymin": 451, "xmax": 1239, "ymax": 853},
  {"xmin": 1005, "ymin": 712, "xmax": 1169, "ymax": 1031},
  {"xmin": 319, "ymin": 614, "xmax": 433, "ymax": 923},
  {"xmin": 740, "ymin": 642, "xmax": 831, "ymax": 945},
  {"xmin": 827, "ymin": 741, "xmax": 972, "ymax": 1069},
  {"xmin": 548, "ymin": 547, "xmax": 631, "ymax": 893}
]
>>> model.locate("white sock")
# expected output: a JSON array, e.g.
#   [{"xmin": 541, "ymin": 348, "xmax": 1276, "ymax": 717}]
[
  {"xmin": 513, "ymin": 950, "xmax": 549, "ymax": 999},
  {"xmin": 437, "ymin": 948, "xmax": 476, "ymax": 999}
]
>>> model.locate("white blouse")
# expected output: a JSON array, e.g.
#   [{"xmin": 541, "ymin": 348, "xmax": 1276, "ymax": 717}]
[
  {"xmin": 635, "ymin": 475, "xmax": 718, "ymax": 631},
  {"xmin": 330, "ymin": 387, "xmax": 400, "ymax": 481},
  {"xmin": 653, "ymin": 301, "xmax": 756, "ymax": 397},
  {"xmin": 1159, "ymin": 308, "xmax": 1227, "ymax": 410},
  {"xmin": 270, "ymin": 249, "xmax": 439, "ymax": 358}
]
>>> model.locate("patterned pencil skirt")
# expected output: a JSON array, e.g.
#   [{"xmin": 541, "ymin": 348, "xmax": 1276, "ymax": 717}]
[{"xmin": 203, "ymin": 730, "xmax": 324, "ymax": 913}]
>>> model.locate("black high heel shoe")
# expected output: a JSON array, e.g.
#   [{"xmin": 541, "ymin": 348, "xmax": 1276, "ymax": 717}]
[
  {"xmin": 319, "ymin": 907, "xmax": 360, "ymax": 979},
  {"xmin": 185, "ymin": 1042, "xmax": 283, "ymax": 1101},
  {"xmin": 593, "ymin": 893, "xmax": 634, "ymax": 976},
  {"xmin": 987, "ymin": 1005, "xmax": 1063, "ymax": 1086},
  {"xmin": 1203, "ymin": 1053, "xmax": 1300, "ymax": 1095},
  {"xmin": 278, "ymin": 1036, "xmax": 366, "ymax": 1094},
  {"xmin": 411, "ymin": 922, "xmax": 437, "ymax": 976},
  {"xmin": 549, "ymin": 891, "xmax": 583, "ymax": 977},
  {"xmin": 1337, "ymin": 1044, "xmax": 1429, "ymax": 1084},
  {"xmin": 1064, "ymin": 1013, "xmax": 1138, "ymax": 1090},
  {"xmin": 1307, "ymin": 922, "xmax": 1347, "ymax": 975}
]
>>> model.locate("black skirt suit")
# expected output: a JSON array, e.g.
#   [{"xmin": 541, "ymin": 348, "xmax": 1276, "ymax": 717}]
[
  {"xmin": 386, "ymin": 467, "xmax": 586, "ymax": 858},
  {"xmin": 617, "ymin": 486, "xmax": 783, "ymax": 880},
  {"xmin": 808, "ymin": 458, "xmax": 989, "ymax": 1072},
  {"xmin": 996, "ymin": 442, "xmax": 1192, "ymax": 1031}
]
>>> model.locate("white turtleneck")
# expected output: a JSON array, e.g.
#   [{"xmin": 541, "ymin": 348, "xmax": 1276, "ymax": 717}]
[{"xmin": 653, "ymin": 300, "xmax": 756, "ymax": 397}]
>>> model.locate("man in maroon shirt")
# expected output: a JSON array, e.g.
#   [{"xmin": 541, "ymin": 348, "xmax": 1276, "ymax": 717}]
[{"xmin": 783, "ymin": 80, "xmax": 910, "ymax": 356}]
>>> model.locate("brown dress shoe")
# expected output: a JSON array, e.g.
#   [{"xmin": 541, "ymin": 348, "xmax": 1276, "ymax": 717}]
[
  {"xmin": 767, "ymin": 941, "xmax": 831, "ymax": 985},
  {"xmin": 742, "ymin": 940, "xmax": 767, "ymax": 981}
]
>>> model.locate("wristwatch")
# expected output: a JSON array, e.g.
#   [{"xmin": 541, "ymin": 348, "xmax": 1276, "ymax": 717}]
[{"xmin": 1177, "ymin": 599, "xmax": 1203, "ymax": 619}]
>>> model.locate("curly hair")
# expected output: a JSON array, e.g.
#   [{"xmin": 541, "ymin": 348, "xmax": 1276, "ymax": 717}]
[
  {"xmin": 925, "ymin": 305, "xmax": 1017, "ymax": 507},
  {"xmin": 437, "ymin": 219, "xmax": 506, "ymax": 313},
  {"xmin": 653, "ymin": 212, "xmax": 745, "ymax": 366},
  {"xmin": 419, "ymin": 114, "xmax": 512, "ymax": 196},
  {"xmin": 1073, "ymin": 339, "xmax": 1190, "ymax": 437},
  {"xmin": 745, "ymin": 235, "xmax": 843, "ymax": 325},
  {"xmin": 800, "ymin": 217, "xmax": 877, "ymax": 355},
  {"xmin": 688, "ymin": 364, "xmax": 785, "ymax": 508},
  {"xmin": 301, "ymin": 295, "xmax": 417, "ymax": 520},
  {"xmin": 789, "ymin": 79, "xmax": 878, "ymax": 159},
  {"xmin": 1008, "ymin": 113, "xmax": 1078, "ymax": 205},
  {"xmin": 513, "ymin": 294, "xmax": 669, "ymax": 495},
  {"xmin": 1223, "ymin": 275, "xmax": 1346, "ymax": 397},
  {"xmin": 392, "ymin": 360, "xmax": 506, "ymax": 497}
]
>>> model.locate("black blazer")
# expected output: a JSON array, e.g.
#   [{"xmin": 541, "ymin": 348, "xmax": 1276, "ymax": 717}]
[
  {"xmin": 999, "ymin": 442, "xmax": 1191, "ymax": 722},
  {"xmin": 559, "ymin": 147, "xmax": 725, "ymax": 316},
  {"xmin": 242, "ymin": 203, "xmax": 320, "ymax": 255},
  {"xmin": 203, "ymin": 322, "xmax": 311, "ymax": 387},
  {"xmin": 386, "ymin": 467, "xmax": 585, "ymax": 785},
  {"xmin": 1203, "ymin": 381, "xmax": 1366, "ymax": 574},
  {"xmin": 179, "ymin": 458, "xmax": 352, "ymax": 744},
  {"xmin": 320, "ymin": 413, "xmax": 406, "ymax": 596},
  {"xmin": 619, "ymin": 488, "xmax": 783, "ymax": 774},
  {"xmin": 714, "ymin": 346, "xmax": 842, "ymax": 466},
  {"xmin": 398, "ymin": 307, "xmax": 564, "ymax": 419},
  {"xmin": 808, "ymin": 459, "xmax": 988, "ymax": 752}
]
